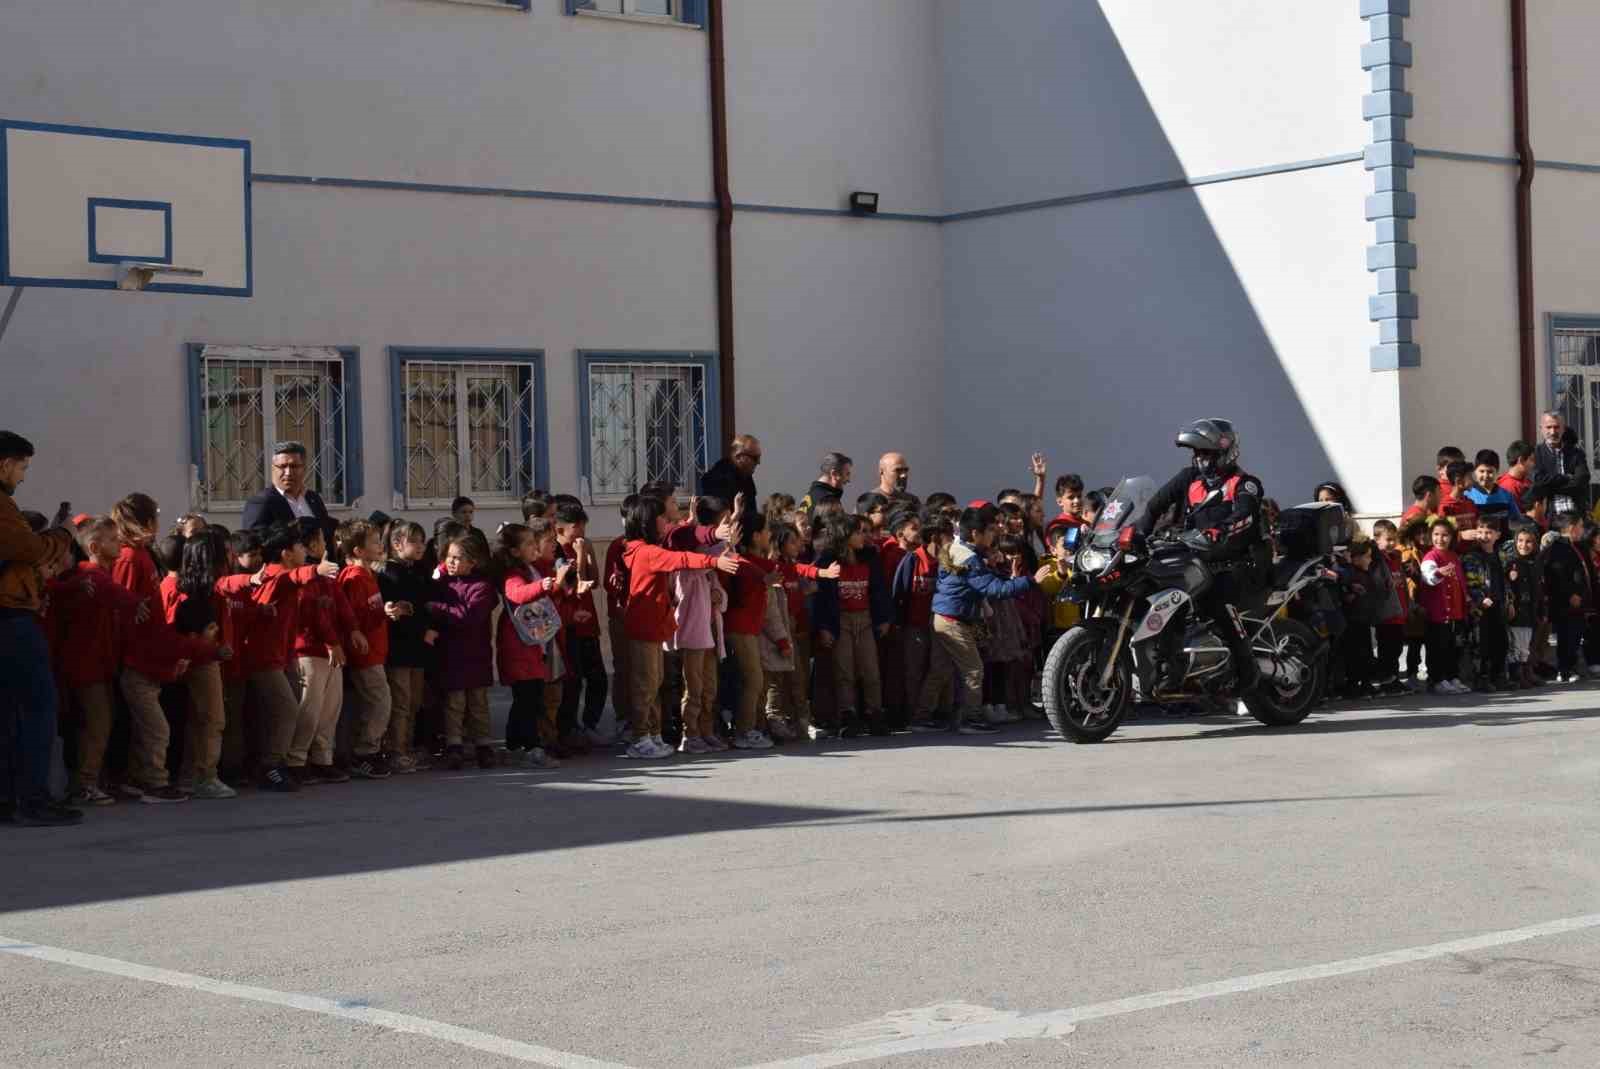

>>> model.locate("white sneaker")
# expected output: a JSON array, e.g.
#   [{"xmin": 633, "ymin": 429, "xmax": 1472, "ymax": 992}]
[
  {"xmin": 733, "ymin": 730, "xmax": 774, "ymax": 750},
  {"xmin": 648, "ymin": 736, "xmax": 677, "ymax": 758},
  {"xmin": 526, "ymin": 747, "xmax": 562, "ymax": 769},
  {"xmin": 679, "ymin": 736, "xmax": 712, "ymax": 755},
  {"xmin": 623, "ymin": 739, "xmax": 658, "ymax": 760},
  {"xmin": 1446, "ymin": 680, "xmax": 1470, "ymax": 695},
  {"xmin": 189, "ymin": 778, "xmax": 238, "ymax": 800}
]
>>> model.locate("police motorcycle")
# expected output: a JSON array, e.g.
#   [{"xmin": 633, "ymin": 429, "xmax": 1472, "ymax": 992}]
[{"xmin": 1042, "ymin": 477, "xmax": 1332, "ymax": 743}]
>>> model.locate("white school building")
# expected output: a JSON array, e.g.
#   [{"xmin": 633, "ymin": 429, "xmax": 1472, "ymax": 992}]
[{"xmin": 3, "ymin": 0, "xmax": 1600, "ymax": 531}]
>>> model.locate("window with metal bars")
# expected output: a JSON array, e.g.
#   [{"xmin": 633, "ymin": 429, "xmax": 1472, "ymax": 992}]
[
  {"xmin": 390, "ymin": 349, "xmax": 547, "ymax": 508},
  {"xmin": 1551, "ymin": 317, "xmax": 1600, "ymax": 483},
  {"xmin": 579, "ymin": 352, "xmax": 717, "ymax": 504},
  {"xmin": 187, "ymin": 344, "xmax": 359, "ymax": 511},
  {"xmin": 565, "ymin": 0, "xmax": 705, "ymax": 27}
]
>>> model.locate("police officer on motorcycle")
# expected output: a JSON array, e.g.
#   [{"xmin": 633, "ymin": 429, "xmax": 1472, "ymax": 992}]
[{"xmin": 1137, "ymin": 418, "xmax": 1267, "ymax": 694}]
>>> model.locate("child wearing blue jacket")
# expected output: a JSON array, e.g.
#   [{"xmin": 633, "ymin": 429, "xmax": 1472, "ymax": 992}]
[{"xmin": 926, "ymin": 503, "xmax": 1052, "ymax": 734}]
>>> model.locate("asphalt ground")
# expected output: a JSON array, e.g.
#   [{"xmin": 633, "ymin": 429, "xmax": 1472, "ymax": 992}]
[{"xmin": 7, "ymin": 684, "xmax": 1600, "ymax": 1067}]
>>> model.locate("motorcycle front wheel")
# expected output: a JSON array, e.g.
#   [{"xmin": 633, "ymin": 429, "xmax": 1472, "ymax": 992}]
[
  {"xmin": 1043, "ymin": 623, "xmax": 1132, "ymax": 744},
  {"xmin": 1241, "ymin": 618, "xmax": 1324, "ymax": 727}
]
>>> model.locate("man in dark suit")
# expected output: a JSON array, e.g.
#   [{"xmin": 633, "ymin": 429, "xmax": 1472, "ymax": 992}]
[
  {"xmin": 241, "ymin": 441, "xmax": 335, "ymax": 540},
  {"xmin": 1533, "ymin": 412, "xmax": 1591, "ymax": 517}
]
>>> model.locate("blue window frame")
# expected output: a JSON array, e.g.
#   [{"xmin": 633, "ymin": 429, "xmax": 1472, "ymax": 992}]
[
  {"xmin": 186, "ymin": 344, "xmax": 364, "ymax": 511},
  {"xmin": 577, "ymin": 351, "xmax": 719, "ymax": 504},
  {"xmin": 565, "ymin": 0, "xmax": 706, "ymax": 29},
  {"xmin": 390, "ymin": 348, "xmax": 549, "ymax": 508}
]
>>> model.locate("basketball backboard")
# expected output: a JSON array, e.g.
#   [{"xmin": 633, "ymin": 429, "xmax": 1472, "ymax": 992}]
[{"xmin": 0, "ymin": 119, "xmax": 251, "ymax": 296}]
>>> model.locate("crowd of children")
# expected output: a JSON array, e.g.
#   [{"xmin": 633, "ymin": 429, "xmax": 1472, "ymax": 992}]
[
  {"xmin": 17, "ymin": 432, "xmax": 1600, "ymax": 824},
  {"xmin": 12, "ymin": 463, "xmax": 1080, "ymax": 817}
]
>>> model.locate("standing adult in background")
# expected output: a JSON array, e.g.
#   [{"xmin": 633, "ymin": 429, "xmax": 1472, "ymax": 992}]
[
  {"xmin": 800, "ymin": 452, "xmax": 852, "ymax": 513},
  {"xmin": 450, "ymin": 496, "xmax": 488, "ymax": 545},
  {"xmin": 1534, "ymin": 412, "xmax": 1591, "ymax": 517},
  {"xmin": 241, "ymin": 441, "xmax": 335, "ymax": 544},
  {"xmin": 0, "ymin": 430, "xmax": 81, "ymax": 826},
  {"xmin": 875, "ymin": 453, "xmax": 910, "ymax": 498},
  {"xmin": 700, "ymin": 435, "xmax": 762, "ymax": 522}
]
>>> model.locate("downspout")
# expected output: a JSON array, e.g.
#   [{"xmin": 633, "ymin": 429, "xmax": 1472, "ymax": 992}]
[
  {"xmin": 708, "ymin": 0, "xmax": 737, "ymax": 451},
  {"xmin": 1511, "ymin": 0, "xmax": 1537, "ymax": 438}
]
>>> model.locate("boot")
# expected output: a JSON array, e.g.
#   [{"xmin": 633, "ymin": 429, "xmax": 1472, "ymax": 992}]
[{"xmin": 1227, "ymin": 634, "xmax": 1261, "ymax": 692}]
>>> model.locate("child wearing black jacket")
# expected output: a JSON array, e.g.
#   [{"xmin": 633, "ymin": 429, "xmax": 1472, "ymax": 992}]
[
  {"xmin": 1502, "ymin": 524, "xmax": 1544, "ymax": 689},
  {"xmin": 1541, "ymin": 511, "xmax": 1591, "ymax": 684},
  {"xmin": 377, "ymin": 520, "xmax": 439, "ymax": 772}
]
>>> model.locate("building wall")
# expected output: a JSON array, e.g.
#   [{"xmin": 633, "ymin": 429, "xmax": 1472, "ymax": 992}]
[
  {"xmin": 0, "ymin": 0, "xmax": 944, "ymax": 534},
  {"xmin": 937, "ymin": 0, "xmax": 1396, "ymax": 510}
]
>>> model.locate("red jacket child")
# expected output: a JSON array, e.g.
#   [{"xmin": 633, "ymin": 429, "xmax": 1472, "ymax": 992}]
[
  {"xmin": 46, "ymin": 561, "xmax": 144, "ymax": 691},
  {"xmin": 498, "ymin": 562, "xmax": 558, "ymax": 683},
  {"xmin": 622, "ymin": 541, "xmax": 726, "ymax": 643},
  {"xmin": 1381, "ymin": 548, "xmax": 1412, "ymax": 627},
  {"xmin": 603, "ymin": 537, "xmax": 630, "ymax": 619},
  {"xmin": 723, "ymin": 555, "xmax": 779, "ymax": 636},
  {"xmin": 236, "ymin": 563, "xmax": 323, "ymax": 675},
  {"xmin": 294, "ymin": 571, "xmax": 358, "ymax": 661},
  {"xmin": 1418, "ymin": 547, "xmax": 1468, "ymax": 624},
  {"xmin": 337, "ymin": 564, "xmax": 390, "ymax": 671}
]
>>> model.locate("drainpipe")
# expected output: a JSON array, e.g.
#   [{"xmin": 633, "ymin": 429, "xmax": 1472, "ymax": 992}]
[
  {"xmin": 1511, "ymin": 0, "xmax": 1537, "ymax": 438},
  {"xmin": 708, "ymin": 0, "xmax": 736, "ymax": 452}
]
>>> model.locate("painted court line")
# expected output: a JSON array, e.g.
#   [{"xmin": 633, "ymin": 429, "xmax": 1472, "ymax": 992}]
[
  {"xmin": 737, "ymin": 911, "xmax": 1600, "ymax": 1068},
  {"xmin": 0, "ymin": 936, "xmax": 637, "ymax": 1069}
]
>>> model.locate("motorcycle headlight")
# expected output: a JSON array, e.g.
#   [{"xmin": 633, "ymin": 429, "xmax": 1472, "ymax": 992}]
[{"xmin": 1077, "ymin": 545, "xmax": 1111, "ymax": 575}]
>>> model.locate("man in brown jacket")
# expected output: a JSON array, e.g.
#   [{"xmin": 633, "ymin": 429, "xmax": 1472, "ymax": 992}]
[{"xmin": 0, "ymin": 431, "xmax": 81, "ymax": 826}]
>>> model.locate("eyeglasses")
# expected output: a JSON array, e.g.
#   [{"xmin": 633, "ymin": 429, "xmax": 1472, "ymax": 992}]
[
  {"xmin": 737, "ymin": 452, "xmax": 763, "ymax": 465},
  {"xmin": 273, "ymin": 461, "xmax": 306, "ymax": 471}
]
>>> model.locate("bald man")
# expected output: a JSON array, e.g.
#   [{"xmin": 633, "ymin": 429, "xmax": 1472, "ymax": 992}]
[
  {"xmin": 876, "ymin": 452, "xmax": 910, "ymax": 497},
  {"xmin": 700, "ymin": 434, "xmax": 762, "ymax": 519}
]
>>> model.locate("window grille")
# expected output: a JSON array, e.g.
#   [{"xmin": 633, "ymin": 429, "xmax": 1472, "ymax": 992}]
[
  {"xmin": 399, "ymin": 358, "xmax": 539, "ymax": 506},
  {"xmin": 196, "ymin": 345, "xmax": 350, "ymax": 510},
  {"xmin": 585, "ymin": 360, "xmax": 709, "ymax": 503}
]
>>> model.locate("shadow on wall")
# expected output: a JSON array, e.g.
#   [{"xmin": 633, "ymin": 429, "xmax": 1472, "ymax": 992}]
[{"xmin": 939, "ymin": 1, "xmax": 1339, "ymax": 503}]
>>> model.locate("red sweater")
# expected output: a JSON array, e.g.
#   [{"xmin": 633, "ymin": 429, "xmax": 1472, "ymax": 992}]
[
  {"xmin": 158, "ymin": 572, "xmax": 243, "ymax": 679},
  {"xmin": 838, "ymin": 562, "xmax": 871, "ymax": 613},
  {"xmin": 497, "ymin": 564, "xmax": 554, "ymax": 683},
  {"xmin": 294, "ymin": 572, "xmax": 357, "ymax": 661},
  {"xmin": 112, "ymin": 544, "xmax": 161, "ymax": 605},
  {"xmin": 622, "ymin": 540, "xmax": 720, "ymax": 642},
  {"xmin": 1382, "ymin": 549, "xmax": 1410, "ymax": 625},
  {"xmin": 879, "ymin": 540, "xmax": 909, "ymax": 588},
  {"xmin": 554, "ymin": 540, "xmax": 601, "ymax": 639},
  {"xmin": 338, "ymin": 565, "xmax": 390, "ymax": 669},
  {"xmin": 603, "ymin": 538, "xmax": 630, "ymax": 617},
  {"xmin": 46, "ymin": 562, "xmax": 140, "ymax": 689},
  {"xmin": 900, "ymin": 546, "xmax": 939, "ymax": 628},
  {"xmin": 1418, "ymin": 548, "xmax": 1468, "ymax": 624},
  {"xmin": 776, "ymin": 558, "xmax": 823, "ymax": 634},
  {"xmin": 242, "ymin": 563, "xmax": 320, "ymax": 673},
  {"xmin": 723, "ymin": 556, "xmax": 779, "ymax": 636}
]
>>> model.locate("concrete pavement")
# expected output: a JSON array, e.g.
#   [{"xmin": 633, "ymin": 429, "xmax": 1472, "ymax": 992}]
[{"xmin": 7, "ymin": 685, "xmax": 1600, "ymax": 1066}]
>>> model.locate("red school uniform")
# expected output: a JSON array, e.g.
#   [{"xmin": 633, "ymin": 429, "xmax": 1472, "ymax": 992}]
[
  {"xmin": 293, "ymin": 571, "xmax": 357, "ymax": 661},
  {"xmin": 497, "ymin": 563, "xmax": 555, "ymax": 683},
  {"xmin": 1381, "ymin": 549, "xmax": 1411, "ymax": 625},
  {"xmin": 46, "ymin": 561, "xmax": 141, "ymax": 690},
  {"xmin": 878, "ymin": 538, "xmax": 909, "ymax": 589},
  {"xmin": 1417, "ymin": 547, "xmax": 1468, "ymax": 624},
  {"xmin": 554, "ymin": 540, "xmax": 602, "ymax": 639},
  {"xmin": 603, "ymin": 537, "xmax": 630, "ymax": 617},
  {"xmin": 337, "ymin": 564, "xmax": 390, "ymax": 670},
  {"xmin": 900, "ymin": 546, "xmax": 939, "ymax": 629},
  {"xmin": 1498, "ymin": 471, "xmax": 1532, "ymax": 509},
  {"xmin": 621, "ymin": 540, "xmax": 722, "ymax": 643},
  {"xmin": 235, "ymin": 563, "xmax": 321, "ymax": 674},
  {"xmin": 722, "ymin": 556, "xmax": 780, "ymax": 636},
  {"xmin": 111, "ymin": 544, "xmax": 161, "ymax": 605},
  {"xmin": 837, "ymin": 562, "xmax": 871, "ymax": 613}
]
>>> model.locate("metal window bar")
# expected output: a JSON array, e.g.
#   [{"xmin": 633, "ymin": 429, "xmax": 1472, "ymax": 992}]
[
  {"xmin": 199, "ymin": 349, "xmax": 347, "ymax": 510},
  {"xmin": 1553, "ymin": 327, "xmax": 1600, "ymax": 480},
  {"xmin": 401, "ymin": 360, "xmax": 535, "ymax": 506},
  {"xmin": 587, "ymin": 362, "xmax": 707, "ymax": 502}
]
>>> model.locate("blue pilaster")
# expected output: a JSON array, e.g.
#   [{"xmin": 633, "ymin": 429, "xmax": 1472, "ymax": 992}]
[{"xmin": 1362, "ymin": 0, "xmax": 1419, "ymax": 370}]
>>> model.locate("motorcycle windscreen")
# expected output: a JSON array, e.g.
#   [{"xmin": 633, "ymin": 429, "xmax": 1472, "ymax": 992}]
[{"xmin": 1093, "ymin": 476, "xmax": 1159, "ymax": 537}]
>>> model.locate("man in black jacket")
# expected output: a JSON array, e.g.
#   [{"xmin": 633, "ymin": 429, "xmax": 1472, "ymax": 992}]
[
  {"xmin": 800, "ymin": 452, "xmax": 852, "ymax": 513},
  {"xmin": 699, "ymin": 434, "xmax": 761, "ymax": 522},
  {"xmin": 240, "ymin": 441, "xmax": 335, "ymax": 542},
  {"xmin": 1534, "ymin": 412, "xmax": 1591, "ymax": 517}
]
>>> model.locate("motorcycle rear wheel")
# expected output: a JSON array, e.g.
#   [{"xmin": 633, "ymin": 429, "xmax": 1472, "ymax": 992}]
[
  {"xmin": 1043, "ymin": 624, "xmax": 1132, "ymax": 744},
  {"xmin": 1241, "ymin": 618, "xmax": 1323, "ymax": 726}
]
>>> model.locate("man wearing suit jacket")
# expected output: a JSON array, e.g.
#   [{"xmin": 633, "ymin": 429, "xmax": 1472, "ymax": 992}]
[{"xmin": 241, "ymin": 441, "xmax": 336, "ymax": 540}]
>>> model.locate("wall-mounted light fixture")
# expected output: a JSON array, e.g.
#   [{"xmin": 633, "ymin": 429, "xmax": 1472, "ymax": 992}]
[{"xmin": 848, "ymin": 191, "xmax": 879, "ymax": 216}]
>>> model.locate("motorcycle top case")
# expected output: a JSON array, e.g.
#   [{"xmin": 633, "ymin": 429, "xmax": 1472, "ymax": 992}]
[{"xmin": 1277, "ymin": 502, "xmax": 1345, "ymax": 560}]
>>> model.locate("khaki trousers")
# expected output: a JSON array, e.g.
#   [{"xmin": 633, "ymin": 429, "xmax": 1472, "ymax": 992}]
[
  {"xmin": 68, "ymin": 682, "xmax": 117, "ymax": 788},
  {"xmin": 348, "ymin": 664, "xmax": 393, "ymax": 757},
  {"xmin": 726, "ymin": 632, "xmax": 765, "ymax": 734},
  {"xmin": 385, "ymin": 665, "xmax": 425, "ymax": 754},
  {"xmin": 680, "ymin": 647, "xmax": 720, "ymax": 739},
  {"xmin": 445, "ymin": 687, "xmax": 491, "ymax": 746},
  {"xmin": 629, "ymin": 639, "xmax": 665, "ymax": 738},
  {"xmin": 179, "ymin": 662, "xmax": 226, "ymax": 786},
  {"xmin": 924, "ymin": 615, "xmax": 984, "ymax": 723},
  {"xmin": 251, "ymin": 668, "xmax": 301, "ymax": 768},
  {"xmin": 765, "ymin": 632, "xmax": 813, "ymax": 732},
  {"xmin": 831, "ymin": 611, "xmax": 882, "ymax": 716},
  {"xmin": 289, "ymin": 656, "xmax": 343, "ymax": 767},
  {"xmin": 119, "ymin": 667, "xmax": 172, "ymax": 789}
]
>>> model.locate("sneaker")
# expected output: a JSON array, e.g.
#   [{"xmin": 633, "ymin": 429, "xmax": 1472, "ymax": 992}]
[
  {"xmin": 807, "ymin": 723, "xmax": 832, "ymax": 741},
  {"xmin": 111, "ymin": 782, "xmax": 144, "ymax": 801},
  {"xmin": 524, "ymin": 747, "xmax": 562, "ymax": 769},
  {"xmin": 649, "ymin": 735, "xmax": 677, "ymax": 758},
  {"xmin": 1445, "ymin": 680, "xmax": 1470, "ymax": 695},
  {"xmin": 909, "ymin": 718, "xmax": 946, "ymax": 733},
  {"xmin": 308, "ymin": 763, "xmax": 351, "ymax": 784},
  {"xmin": 15, "ymin": 800, "xmax": 83, "ymax": 827},
  {"xmin": 624, "ymin": 738, "xmax": 661, "ymax": 760},
  {"xmin": 259, "ymin": 766, "xmax": 301, "ymax": 792},
  {"xmin": 189, "ymin": 778, "xmax": 238, "ymax": 800},
  {"xmin": 679, "ymin": 736, "xmax": 712, "ymax": 755},
  {"xmin": 984, "ymin": 705, "xmax": 1018, "ymax": 725},
  {"xmin": 140, "ymin": 785, "xmax": 190, "ymax": 804},
  {"xmin": 67, "ymin": 785, "xmax": 115, "ymax": 807},
  {"xmin": 958, "ymin": 719, "xmax": 1000, "ymax": 735},
  {"xmin": 350, "ymin": 754, "xmax": 391, "ymax": 780},
  {"xmin": 386, "ymin": 753, "xmax": 417, "ymax": 774},
  {"xmin": 702, "ymin": 733, "xmax": 730, "ymax": 752},
  {"xmin": 733, "ymin": 730, "xmax": 774, "ymax": 750}
]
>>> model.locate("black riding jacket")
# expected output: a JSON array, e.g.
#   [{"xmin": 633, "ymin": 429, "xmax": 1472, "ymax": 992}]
[{"xmin": 1138, "ymin": 466, "xmax": 1265, "ymax": 563}]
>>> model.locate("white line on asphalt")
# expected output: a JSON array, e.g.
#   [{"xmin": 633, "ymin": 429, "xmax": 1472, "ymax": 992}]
[
  {"xmin": 738, "ymin": 911, "xmax": 1600, "ymax": 1068},
  {"xmin": 0, "ymin": 936, "xmax": 638, "ymax": 1069}
]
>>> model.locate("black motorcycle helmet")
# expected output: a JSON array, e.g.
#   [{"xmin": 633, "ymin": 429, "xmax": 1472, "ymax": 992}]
[{"xmin": 1175, "ymin": 418, "xmax": 1241, "ymax": 488}]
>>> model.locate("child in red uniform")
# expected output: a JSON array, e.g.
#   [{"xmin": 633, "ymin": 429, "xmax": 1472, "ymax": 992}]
[
  {"xmin": 495, "ymin": 520, "xmax": 568, "ymax": 769},
  {"xmin": 163, "ymin": 530, "xmax": 239, "ymax": 799},
  {"xmin": 900, "ymin": 518, "xmax": 953, "ymax": 731},
  {"xmin": 553, "ymin": 500, "xmax": 607, "ymax": 754},
  {"xmin": 1419, "ymin": 518, "xmax": 1469, "ymax": 694},
  {"xmin": 765, "ymin": 523, "xmax": 840, "ymax": 741},
  {"xmin": 338, "ymin": 520, "xmax": 393, "ymax": 780},
  {"xmin": 620, "ymin": 495, "xmax": 739, "ymax": 760},
  {"xmin": 50, "ymin": 517, "xmax": 147, "ymax": 806},
  {"xmin": 723, "ymin": 514, "xmax": 781, "ymax": 750},
  {"xmin": 1371, "ymin": 519, "xmax": 1415, "ymax": 695},
  {"xmin": 815, "ymin": 513, "xmax": 889, "ymax": 738},
  {"xmin": 287, "ymin": 522, "xmax": 362, "ymax": 783},
  {"xmin": 601, "ymin": 494, "xmax": 638, "ymax": 745}
]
